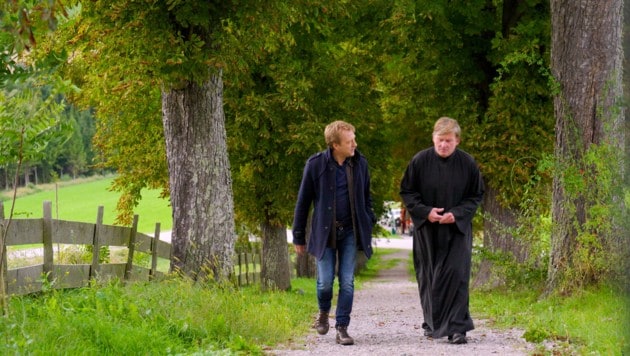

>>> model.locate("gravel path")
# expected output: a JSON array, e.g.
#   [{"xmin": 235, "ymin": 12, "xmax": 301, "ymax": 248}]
[{"xmin": 269, "ymin": 248, "xmax": 536, "ymax": 356}]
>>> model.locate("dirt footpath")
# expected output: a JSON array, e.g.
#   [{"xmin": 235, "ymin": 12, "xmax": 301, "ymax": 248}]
[{"xmin": 269, "ymin": 249, "xmax": 536, "ymax": 356}]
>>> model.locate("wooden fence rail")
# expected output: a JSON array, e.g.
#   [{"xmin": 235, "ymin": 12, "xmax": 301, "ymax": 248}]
[{"xmin": 1, "ymin": 201, "xmax": 261, "ymax": 296}]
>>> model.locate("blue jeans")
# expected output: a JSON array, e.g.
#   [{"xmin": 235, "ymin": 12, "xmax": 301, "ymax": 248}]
[{"xmin": 317, "ymin": 228, "xmax": 356, "ymax": 327}]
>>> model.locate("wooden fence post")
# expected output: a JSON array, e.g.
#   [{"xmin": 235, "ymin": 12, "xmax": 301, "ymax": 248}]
[
  {"xmin": 254, "ymin": 247, "xmax": 261, "ymax": 284},
  {"xmin": 244, "ymin": 252, "xmax": 250, "ymax": 285},
  {"xmin": 42, "ymin": 201, "xmax": 53, "ymax": 283},
  {"xmin": 124, "ymin": 215, "xmax": 139, "ymax": 281},
  {"xmin": 150, "ymin": 223, "xmax": 161, "ymax": 280},
  {"xmin": 90, "ymin": 206, "xmax": 104, "ymax": 279}
]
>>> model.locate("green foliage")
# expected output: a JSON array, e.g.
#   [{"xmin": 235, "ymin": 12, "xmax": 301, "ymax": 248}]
[
  {"xmin": 549, "ymin": 136, "xmax": 626, "ymax": 290},
  {"xmin": 0, "ymin": 0, "xmax": 66, "ymax": 54},
  {"xmin": 474, "ymin": 246, "xmax": 547, "ymax": 290},
  {"xmin": 473, "ymin": 0, "xmax": 554, "ymax": 209},
  {"xmin": 224, "ymin": 1, "xmax": 393, "ymax": 229},
  {"xmin": 42, "ymin": 0, "xmax": 555, "ymax": 238},
  {"xmin": 0, "ymin": 65, "xmax": 76, "ymax": 167},
  {"xmin": 374, "ymin": 0, "xmax": 554, "ymax": 210},
  {"xmin": 0, "ymin": 2, "xmax": 99, "ymax": 187},
  {"xmin": 65, "ymin": 21, "xmax": 168, "ymax": 224},
  {"xmin": 54, "ymin": 245, "xmax": 94, "ymax": 265},
  {"xmin": 474, "ymin": 153, "xmax": 555, "ymax": 289},
  {"xmin": 39, "ymin": 271, "xmax": 56, "ymax": 293},
  {"xmin": 545, "ymin": 86, "xmax": 626, "ymax": 291},
  {"xmin": 522, "ymin": 325, "xmax": 549, "ymax": 343},
  {"xmin": 1, "ymin": 1, "xmax": 76, "ymax": 172},
  {"xmin": 50, "ymin": 107, "xmax": 94, "ymax": 178},
  {"xmin": 84, "ymin": 245, "xmax": 111, "ymax": 264},
  {"xmin": 53, "ymin": 1, "xmax": 391, "ymax": 232},
  {"xmin": 378, "ymin": 0, "xmax": 499, "ymax": 129}
]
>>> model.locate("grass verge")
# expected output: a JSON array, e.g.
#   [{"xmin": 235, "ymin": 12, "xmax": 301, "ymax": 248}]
[
  {"xmin": 0, "ymin": 277, "xmax": 313, "ymax": 355},
  {"xmin": 471, "ymin": 284, "xmax": 628, "ymax": 354},
  {"xmin": 0, "ymin": 248, "xmax": 393, "ymax": 354}
]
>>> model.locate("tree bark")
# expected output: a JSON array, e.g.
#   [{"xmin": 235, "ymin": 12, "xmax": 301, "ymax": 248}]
[
  {"xmin": 295, "ymin": 214, "xmax": 316, "ymax": 278},
  {"xmin": 484, "ymin": 185, "xmax": 529, "ymax": 261},
  {"xmin": 162, "ymin": 72, "xmax": 236, "ymax": 282},
  {"xmin": 547, "ymin": 0, "xmax": 624, "ymax": 293},
  {"xmin": 295, "ymin": 250, "xmax": 316, "ymax": 277},
  {"xmin": 473, "ymin": 184, "xmax": 530, "ymax": 288},
  {"xmin": 260, "ymin": 221, "xmax": 291, "ymax": 291}
]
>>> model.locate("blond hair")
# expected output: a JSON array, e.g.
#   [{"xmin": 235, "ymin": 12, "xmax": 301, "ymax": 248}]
[
  {"xmin": 433, "ymin": 117, "xmax": 461, "ymax": 138},
  {"xmin": 325, "ymin": 121, "xmax": 355, "ymax": 147}
]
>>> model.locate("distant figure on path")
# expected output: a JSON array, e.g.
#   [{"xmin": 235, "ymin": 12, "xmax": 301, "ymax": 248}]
[
  {"xmin": 400, "ymin": 117, "xmax": 484, "ymax": 345},
  {"xmin": 400, "ymin": 207, "xmax": 412, "ymax": 235},
  {"xmin": 292, "ymin": 120, "xmax": 377, "ymax": 346}
]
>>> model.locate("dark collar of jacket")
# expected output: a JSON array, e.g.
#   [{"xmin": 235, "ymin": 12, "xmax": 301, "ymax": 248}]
[{"xmin": 319, "ymin": 147, "xmax": 360, "ymax": 170}]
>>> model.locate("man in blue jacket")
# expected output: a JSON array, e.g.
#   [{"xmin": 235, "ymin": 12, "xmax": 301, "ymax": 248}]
[{"xmin": 292, "ymin": 120, "xmax": 376, "ymax": 346}]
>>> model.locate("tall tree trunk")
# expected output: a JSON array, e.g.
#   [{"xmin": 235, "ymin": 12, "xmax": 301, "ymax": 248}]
[
  {"xmin": 162, "ymin": 72, "xmax": 236, "ymax": 282},
  {"xmin": 260, "ymin": 221, "xmax": 291, "ymax": 291},
  {"xmin": 295, "ymin": 248, "xmax": 316, "ymax": 277},
  {"xmin": 295, "ymin": 215, "xmax": 316, "ymax": 278},
  {"xmin": 547, "ymin": 0, "xmax": 624, "ymax": 293}
]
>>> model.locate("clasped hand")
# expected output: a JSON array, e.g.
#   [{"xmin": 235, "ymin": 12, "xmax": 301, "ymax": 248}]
[{"xmin": 428, "ymin": 207, "xmax": 455, "ymax": 224}]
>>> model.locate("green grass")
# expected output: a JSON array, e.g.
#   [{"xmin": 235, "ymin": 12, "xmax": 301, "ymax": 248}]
[
  {"xmin": 0, "ymin": 277, "xmax": 316, "ymax": 355},
  {"xmin": 1, "ymin": 176, "xmax": 172, "ymax": 234},
  {"xmin": 0, "ymin": 247, "xmax": 391, "ymax": 355},
  {"xmin": 471, "ymin": 284, "xmax": 628, "ymax": 355}
]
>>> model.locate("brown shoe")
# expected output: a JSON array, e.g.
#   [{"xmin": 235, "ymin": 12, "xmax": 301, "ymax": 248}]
[
  {"xmin": 335, "ymin": 326, "xmax": 354, "ymax": 345},
  {"xmin": 314, "ymin": 311, "xmax": 330, "ymax": 335}
]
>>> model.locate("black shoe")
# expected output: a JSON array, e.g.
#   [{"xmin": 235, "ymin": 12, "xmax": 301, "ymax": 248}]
[
  {"xmin": 448, "ymin": 332, "xmax": 467, "ymax": 344},
  {"xmin": 335, "ymin": 326, "xmax": 354, "ymax": 345},
  {"xmin": 423, "ymin": 329, "xmax": 433, "ymax": 337}
]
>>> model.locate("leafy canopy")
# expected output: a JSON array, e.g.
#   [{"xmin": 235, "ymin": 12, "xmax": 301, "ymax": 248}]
[{"xmin": 1, "ymin": 0, "xmax": 77, "ymax": 172}]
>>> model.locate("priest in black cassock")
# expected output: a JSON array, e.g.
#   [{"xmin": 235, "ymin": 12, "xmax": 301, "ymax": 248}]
[{"xmin": 400, "ymin": 117, "xmax": 484, "ymax": 345}]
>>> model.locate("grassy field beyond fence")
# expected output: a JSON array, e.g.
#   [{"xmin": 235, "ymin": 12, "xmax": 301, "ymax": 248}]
[{"xmin": 1, "ymin": 176, "xmax": 173, "ymax": 234}]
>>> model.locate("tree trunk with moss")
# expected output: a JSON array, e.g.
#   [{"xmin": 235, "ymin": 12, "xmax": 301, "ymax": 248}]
[
  {"xmin": 547, "ymin": 0, "xmax": 624, "ymax": 293},
  {"xmin": 473, "ymin": 185, "xmax": 530, "ymax": 288},
  {"xmin": 162, "ymin": 73, "xmax": 236, "ymax": 281}
]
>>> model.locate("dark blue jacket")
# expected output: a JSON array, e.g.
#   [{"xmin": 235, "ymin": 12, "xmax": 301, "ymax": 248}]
[{"xmin": 292, "ymin": 148, "xmax": 376, "ymax": 260}]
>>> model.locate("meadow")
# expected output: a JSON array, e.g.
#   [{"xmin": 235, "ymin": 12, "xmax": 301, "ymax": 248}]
[{"xmin": 1, "ymin": 176, "xmax": 172, "ymax": 234}]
